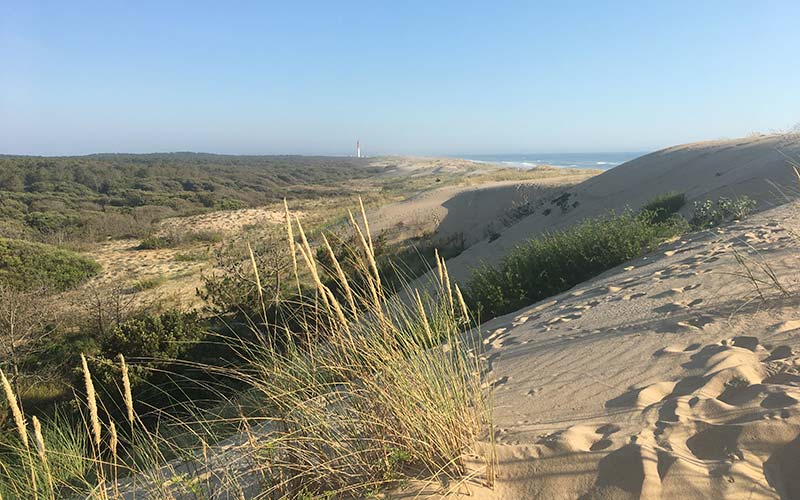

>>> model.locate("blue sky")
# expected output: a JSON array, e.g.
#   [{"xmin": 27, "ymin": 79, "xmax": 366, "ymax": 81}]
[{"xmin": 1, "ymin": 1, "xmax": 798, "ymax": 156}]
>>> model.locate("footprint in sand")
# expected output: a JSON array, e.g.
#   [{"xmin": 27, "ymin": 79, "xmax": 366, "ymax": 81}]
[
  {"xmin": 547, "ymin": 312, "xmax": 583, "ymax": 324},
  {"xmin": 591, "ymin": 424, "xmax": 620, "ymax": 451},
  {"xmin": 653, "ymin": 342, "xmax": 703, "ymax": 357},
  {"xmin": 493, "ymin": 336, "xmax": 520, "ymax": 349},
  {"xmin": 512, "ymin": 315, "xmax": 529, "ymax": 326},
  {"xmin": 529, "ymin": 299, "xmax": 559, "ymax": 312},
  {"xmin": 491, "ymin": 376, "xmax": 510, "ymax": 389},
  {"xmin": 623, "ymin": 292, "xmax": 647, "ymax": 301},
  {"xmin": 654, "ymin": 303, "xmax": 686, "ymax": 314},
  {"xmin": 773, "ymin": 320, "xmax": 800, "ymax": 334},
  {"xmin": 483, "ymin": 327, "xmax": 507, "ymax": 345},
  {"xmin": 766, "ymin": 345, "xmax": 793, "ymax": 361},
  {"xmin": 677, "ymin": 315, "xmax": 715, "ymax": 330},
  {"xmin": 540, "ymin": 424, "xmax": 621, "ymax": 453},
  {"xmin": 653, "ymin": 283, "xmax": 703, "ymax": 298}
]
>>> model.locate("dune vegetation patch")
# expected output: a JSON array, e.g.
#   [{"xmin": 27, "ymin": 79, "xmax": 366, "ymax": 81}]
[
  {"xmin": 0, "ymin": 203, "xmax": 493, "ymax": 499},
  {"xmin": 690, "ymin": 195, "xmax": 756, "ymax": 230},
  {"xmin": 640, "ymin": 191, "xmax": 686, "ymax": 223},
  {"xmin": 467, "ymin": 209, "xmax": 687, "ymax": 320},
  {"xmin": 0, "ymin": 238, "xmax": 101, "ymax": 291}
]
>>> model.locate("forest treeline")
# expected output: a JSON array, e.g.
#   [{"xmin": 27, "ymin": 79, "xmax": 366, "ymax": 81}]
[{"xmin": 0, "ymin": 153, "xmax": 380, "ymax": 242}]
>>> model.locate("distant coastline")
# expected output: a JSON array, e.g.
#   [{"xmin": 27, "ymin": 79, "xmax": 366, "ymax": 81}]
[{"xmin": 457, "ymin": 152, "xmax": 645, "ymax": 170}]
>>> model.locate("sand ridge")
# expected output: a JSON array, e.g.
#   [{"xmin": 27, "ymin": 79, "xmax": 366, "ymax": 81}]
[
  {"xmin": 368, "ymin": 173, "xmax": 597, "ymax": 247},
  {"xmin": 454, "ymin": 201, "xmax": 800, "ymax": 499},
  {"xmin": 437, "ymin": 134, "xmax": 800, "ymax": 285}
]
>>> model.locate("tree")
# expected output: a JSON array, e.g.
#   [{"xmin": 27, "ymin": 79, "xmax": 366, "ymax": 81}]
[{"xmin": 0, "ymin": 284, "xmax": 54, "ymax": 391}]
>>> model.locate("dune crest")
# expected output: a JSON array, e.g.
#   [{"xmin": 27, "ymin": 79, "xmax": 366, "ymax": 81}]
[
  {"xmin": 440, "ymin": 134, "xmax": 800, "ymax": 284},
  {"xmin": 442, "ymin": 198, "xmax": 800, "ymax": 499}
]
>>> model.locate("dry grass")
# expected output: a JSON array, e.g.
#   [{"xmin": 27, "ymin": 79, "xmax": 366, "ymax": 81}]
[
  {"xmin": 728, "ymin": 161, "xmax": 800, "ymax": 301},
  {"xmin": 0, "ymin": 202, "xmax": 493, "ymax": 499}
]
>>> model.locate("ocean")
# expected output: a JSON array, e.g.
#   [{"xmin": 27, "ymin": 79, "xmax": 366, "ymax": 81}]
[{"xmin": 458, "ymin": 152, "xmax": 645, "ymax": 170}]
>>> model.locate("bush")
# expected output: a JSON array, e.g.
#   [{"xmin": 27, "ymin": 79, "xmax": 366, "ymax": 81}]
[
  {"xmin": 467, "ymin": 211, "xmax": 686, "ymax": 319},
  {"xmin": 101, "ymin": 310, "xmax": 203, "ymax": 362},
  {"xmin": 641, "ymin": 191, "xmax": 686, "ymax": 223},
  {"xmin": 94, "ymin": 310, "xmax": 204, "ymax": 388},
  {"xmin": 690, "ymin": 196, "xmax": 756, "ymax": 229},
  {"xmin": 137, "ymin": 229, "xmax": 223, "ymax": 250},
  {"xmin": 24, "ymin": 211, "xmax": 81, "ymax": 235},
  {"xmin": 0, "ymin": 238, "xmax": 101, "ymax": 291}
]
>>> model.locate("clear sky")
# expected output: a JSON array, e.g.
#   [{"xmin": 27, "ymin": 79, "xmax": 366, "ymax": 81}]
[{"xmin": 1, "ymin": 1, "xmax": 799, "ymax": 156}]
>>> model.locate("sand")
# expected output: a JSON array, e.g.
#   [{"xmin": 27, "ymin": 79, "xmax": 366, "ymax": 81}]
[
  {"xmin": 407, "ymin": 134, "xmax": 800, "ymax": 499},
  {"xmin": 368, "ymin": 173, "xmax": 596, "ymax": 247},
  {"xmin": 447, "ymin": 201, "xmax": 800, "ymax": 499},
  {"xmin": 436, "ymin": 134, "xmax": 800, "ymax": 285}
]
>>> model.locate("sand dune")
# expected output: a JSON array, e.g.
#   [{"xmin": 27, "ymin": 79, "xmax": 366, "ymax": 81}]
[
  {"xmin": 440, "ymin": 134, "xmax": 800, "ymax": 284},
  {"xmin": 447, "ymin": 201, "xmax": 800, "ymax": 499},
  {"xmin": 368, "ymin": 175, "xmax": 594, "ymax": 247},
  {"xmin": 384, "ymin": 135, "xmax": 800, "ymax": 499}
]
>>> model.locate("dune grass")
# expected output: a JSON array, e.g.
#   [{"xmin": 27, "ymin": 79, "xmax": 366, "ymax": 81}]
[
  {"xmin": 0, "ymin": 201, "xmax": 492, "ymax": 499},
  {"xmin": 467, "ymin": 210, "xmax": 686, "ymax": 320},
  {"xmin": 640, "ymin": 191, "xmax": 686, "ymax": 223}
]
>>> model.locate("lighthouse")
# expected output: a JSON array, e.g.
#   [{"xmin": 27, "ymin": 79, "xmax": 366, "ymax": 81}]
[{"xmin": 357, "ymin": 140, "xmax": 361, "ymax": 158}]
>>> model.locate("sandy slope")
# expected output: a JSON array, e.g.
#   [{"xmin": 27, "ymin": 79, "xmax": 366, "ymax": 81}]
[
  {"xmin": 390, "ymin": 135, "xmax": 800, "ymax": 499},
  {"xmin": 440, "ymin": 134, "xmax": 800, "ymax": 284},
  {"xmin": 368, "ymin": 175, "xmax": 594, "ymax": 247},
  {"xmin": 447, "ymin": 200, "xmax": 800, "ymax": 499}
]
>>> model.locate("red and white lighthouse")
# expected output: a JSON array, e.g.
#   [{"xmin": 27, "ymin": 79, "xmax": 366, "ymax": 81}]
[{"xmin": 357, "ymin": 140, "xmax": 361, "ymax": 158}]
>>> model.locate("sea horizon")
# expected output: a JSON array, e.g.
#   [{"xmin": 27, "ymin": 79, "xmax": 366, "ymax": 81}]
[{"xmin": 456, "ymin": 151, "xmax": 646, "ymax": 170}]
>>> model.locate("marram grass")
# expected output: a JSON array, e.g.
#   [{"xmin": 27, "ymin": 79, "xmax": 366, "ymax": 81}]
[{"xmin": 0, "ymin": 201, "xmax": 493, "ymax": 499}]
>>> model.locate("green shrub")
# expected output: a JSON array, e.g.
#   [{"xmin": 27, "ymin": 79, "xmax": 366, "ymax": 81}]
[
  {"xmin": 95, "ymin": 310, "xmax": 204, "ymax": 387},
  {"xmin": 173, "ymin": 250, "xmax": 209, "ymax": 262},
  {"xmin": 24, "ymin": 211, "xmax": 81, "ymax": 235},
  {"xmin": 641, "ymin": 191, "xmax": 686, "ymax": 223},
  {"xmin": 129, "ymin": 275, "xmax": 167, "ymax": 292},
  {"xmin": 0, "ymin": 238, "xmax": 101, "ymax": 291},
  {"xmin": 467, "ymin": 211, "xmax": 686, "ymax": 320},
  {"xmin": 213, "ymin": 198, "xmax": 248, "ymax": 210},
  {"xmin": 137, "ymin": 229, "xmax": 223, "ymax": 250},
  {"xmin": 102, "ymin": 310, "xmax": 202, "ymax": 361},
  {"xmin": 690, "ymin": 196, "xmax": 756, "ymax": 229},
  {"xmin": 136, "ymin": 234, "xmax": 170, "ymax": 249}
]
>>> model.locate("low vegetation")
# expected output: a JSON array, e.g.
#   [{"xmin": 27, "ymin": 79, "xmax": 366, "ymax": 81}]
[
  {"xmin": 690, "ymin": 195, "xmax": 756, "ymax": 229},
  {"xmin": 466, "ymin": 192, "xmax": 762, "ymax": 321},
  {"xmin": 0, "ymin": 238, "xmax": 101, "ymax": 291},
  {"xmin": 467, "ymin": 207, "xmax": 687, "ymax": 320},
  {"xmin": 640, "ymin": 191, "xmax": 686, "ymax": 223},
  {"xmin": 137, "ymin": 228, "xmax": 223, "ymax": 250},
  {"xmin": 0, "ymin": 204, "xmax": 492, "ymax": 498}
]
